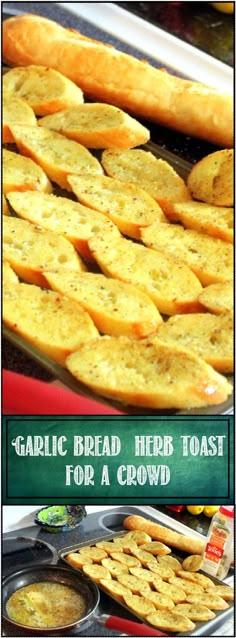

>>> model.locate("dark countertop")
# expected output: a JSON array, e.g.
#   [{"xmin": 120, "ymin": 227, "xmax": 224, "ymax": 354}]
[
  {"xmin": 3, "ymin": 1, "xmax": 233, "ymax": 386},
  {"xmin": 116, "ymin": 2, "xmax": 234, "ymax": 66}
]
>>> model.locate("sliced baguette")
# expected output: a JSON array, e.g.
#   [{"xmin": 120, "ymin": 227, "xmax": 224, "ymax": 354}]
[
  {"xmin": 163, "ymin": 201, "xmax": 233, "ymax": 243},
  {"xmin": 174, "ymin": 604, "xmax": 215, "ymax": 622},
  {"xmin": 6, "ymin": 190, "xmax": 121, "ymax": 262},
  {"xmin": 187, "ymin": 149, "xmax": 233, "ymax": 206},
  {"xmin": 122, "ymin": 593, "xmax": 156, "ymax": 617},
  {"xmin": 3, "ymin": 65, "xmax": 84, "ymax": 115},
  {"xmin": 141, "ymin": 222, "xmax": 233, "ymax": 285},
  {"xmin": 9, "ymin": 124, "xmax": 103, "ymax": 190},
  {"xmin": 117, "ymin": 574, "xmax": 151, "ymax": 595},
  {"xmin": 198, "ymin": 282, "xmax": 233, "ymax": 315},
  {"xmin": 102, "ymin": 149, "xmax": 191, "ymax": 209},
  {"xmin": 3, "ymin": 93, "xmax": 37, "ymax": 143},
  {"xmin": 147, "ymin": 610, "xmax": 195, "ymax": 633},
  {"xmin": 3, "ymin": 282, "xmax": 99, "ymax": 366},
  {"xmin": 155, "ymin": 312, "xmax": 233, "ymax": 373},
  {"xmin": 185, "ymin": 594, "xmax": 229, "ymax": 610},
  {"xmin": 43, "ymin": 269, "xmax": 162, "ymax": 339},
  {"xmin": 3, "ymin": 215, "xmax": 85, "ymax": 287},
  {"xmin": 39, "ymin": 102, "xmax": 150, "ymax": 148},
  {"xmin": 88, "ymin": 233, "xmax": 202, "ymax": 316},
  {"xmin": 139, "ymin": 590, "xmax": 175, "ymax": 611},
  {"xmin": 66, "ymin": 335, "xmax": 232, "ymax": 409},
  {"xmin": 3, "ymin": 148, "xmax": 52, "ymax": 195},
  {"xmin": 67, "ymin": 173, "xmax": 168, "ymax": 240},
  {"xmin": 65, "ymin": 553, "xmax": 93, "ymax": 569}
]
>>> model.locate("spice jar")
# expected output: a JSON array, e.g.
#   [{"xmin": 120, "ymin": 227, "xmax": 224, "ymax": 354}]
[{"xmin": 202, "ymin": 505, "xmax": 234, "ymax": 580}]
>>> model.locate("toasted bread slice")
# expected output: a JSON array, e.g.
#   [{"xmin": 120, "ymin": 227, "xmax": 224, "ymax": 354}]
[
  {"xmin": 205, "ymin": 585, "xmax": 234, "ymax": 601},
  {"xmin": 3, "ymin": 216, "xmax": 85, "ymax": 287},
  {"xmin": 99, "ymin": 578, "xmax": 130, "ymax": 600},
  {"xmin": 44, "ymin": 269, "xmax": 162, "ymax": 339},
  {"xmin": 88, "ymin": 234, "xmax": 202, "ymax": 316},
  {"xmin": 95, "ymin": 541, "xmax": 124, "ymax": 554},
  {"xmin": 6, "ymin": 190, "xmax": 121, "ymax": 262},
  {"xmin": 153, "ymin": 581, "xmax": 187, "ymax": 604},
  {"xmin": 168, "ymin": 577, "xmax": 203, "ymax": 595},
  {"xmin": 2, "ymin": 194, "xmax": 10, "ymax": 216},
  {"xmin": 79, "ymin": 547, "xmax": 107, "ymax": 562},
  {"xmin": 3, "ymin": 282, "xmax": 99, "ymax": 366},
  {"xmin": 185, "ymin": 594, "xmax": 229, "ymax": 610},
  {"xmin": 3, "ymin": 260, "xmax": 19, "ymax": 286},
  {"xmin": 110, "ymin": 552, "xmax": 141, "ymax": 568},
  {"xmin": 9, "ymin": 124, "xmax": 103, "ymax": 190},
  {"xmin": 122, "ymin": 531, "xmax": 152, "ymax": 545},
  {"xmin": 3, "ymin": 148, "xmax": 52, "ymax": 195},
  {"xmin": 65, "ymin": 553, "xmax": 93, "ymax": 569},
  {"xmin": 101, "ymin": 558, "xmax": 129, "ymax": 577},
  {"xmin": 112, "ymin": 537, "xmax": 138, "ymax": 553},
  {"xmin": 147, "ymin": 610, "xmax": 195, "ymax": 633},
  {"xmin": 182, "ymin": 555, "xmax": 204, "ymax": 572},
  {"xmin": 174, "ymin": 603, "xmax": 215, "ymax": 621},
  {"xmin": 3, "ymin": 65, "xmax": 84, "ymax": 115},
  {"xmin": 123, "ymin": 593, "xmax": 156, "ymax": 617},
  {"xmin": 129, "ymin": 567, "xmax": 161, "ymax": 584},
  {"xmin": 3, "ymin": 93, "xmax": 37, "ymax": 143},
  {"xmin": 157, "ymin": 555, "xmax": 182, "ymax": 572},
  {"xmin": 67, "ymin": 173, "xmax": 168, "ymax": 240},
  {"xmin": 131, "ymin": 548, "xmax": 156, "ymax": 566},
  {"xmin": 39, "ymin": 102, "xmax": 150, "ymax": 148},
  {"xmin": 139, "ymin": 542, "xmax": 171, "ymax": 556},
  {"xmin": 117, "ymin": 574, "xmax": 151, "ymax": 595},
  {"xmin": 178, "ymin": 570, "xmax": 215, "ymax": 589},
  {"xmin": 187, "ymin": 149, "xmax": 233, "ymax": 207},
  {"xmin": 164, "ymin": 201, "xmax": 233, "ymax": 243},
  {"xmin": 82, "ymin": 564, "xmax": 112, "ymax": 583},
  {"xmin": 102, "ymin": 148, "xmax": 191, "ymax": 209},
  {"xmin": 139, "ymin": 590, "xmax": 175, "ymax": 610},
  {"xmin": 66, "ymin": 335, "xmax": 232, "ymax": 409},
  {"xmin": 147, "ymin": 562, "xmax": 175, "ymax": 581},
  {"xmin": 198, "ymin": 282, "xmax": 233, "ymax": 315},
  {"xmin": 156, "ymin": 312, "xmax": 233, "ymax": 373},
  {"xmin": 141, "ymin": 222, "xmax": 233, "ymax": 285}
]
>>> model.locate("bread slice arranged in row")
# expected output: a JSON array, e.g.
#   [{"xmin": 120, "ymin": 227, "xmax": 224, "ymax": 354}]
[
  {"xmin": 6, "ymin": 190, "xmax": 121, "ymax": 262},
  {"xmin": 68, "ymin": 173, "xmax": 168, "ymax": 240},
  {"xmin": 3, "ymin": 94, "xmax": 37, "ymax": 143},
  {"xmin": 88, "ymin": 233, "xmax": 203, "ymax": 316},
  {"xmin": 44, "ymin": 268, "xmax": 163, "ymax": 339},
  {"xmin": 3, "ymin": 148, "xmax": 52, "ymax": 195},
  {"xmin": 39, "ymin": 102, "xmax": 150, "ymax": 148},
  {"xmin": 3, "ymin": 215, "xmax": 85, "ymax": 287},
  {"xmin": 3, "ymin": 64, "xmax": 84, "ymax": 115},
  {"xmin": 141, "ymin": 222, "xmax": 233, "ymax": 285},
  {"xmin": 3, "ymin": 280, "xmax": 98, "ymax": 366},
  {"xmin": 66, "ymin": 336, "xmax": 232, "ymax": 409},
  {"xmin": 155, "ymin": 312, "xmax": 233, "ymax": 373},
  {"xmin": 198, "ymin": 281, "xmax": 233, "ymax": 315},
  {"xmin": 164, "ymin": 200, "xmax": 233, "ymax": 243},
  {"xmin": 9, "ymin": 124, "xmax": 103, "ymax": 190},
  {"xmin": 187, "ymin": 148, "xmax": 233, "ymax": 207},
  {"xmin": 101, "ymin": 148, "xmax": 191, "ymax": 209}
]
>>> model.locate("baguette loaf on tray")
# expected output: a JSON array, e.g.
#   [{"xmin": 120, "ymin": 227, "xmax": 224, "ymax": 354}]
[
  {"xmin": 2, "ymin": 13, "xmax": 233, "ymax": 147},
  {"xmin": 124, "ymin": 516, "xmax": 205, "ymax": 555}
]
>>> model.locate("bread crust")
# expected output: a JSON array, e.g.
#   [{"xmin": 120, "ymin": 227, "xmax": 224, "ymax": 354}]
[{"xmin": 3, "ymin": 14, "xmax": 233, "ymax": 147}]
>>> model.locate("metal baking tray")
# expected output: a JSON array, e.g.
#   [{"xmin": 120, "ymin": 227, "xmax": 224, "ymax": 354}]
[
  {"xmin": 2, "ymin": 12, "xmax": 233, "ymax": 416},
  {"xmin": 58, "ymin": 530, "xmax": 234, "ymax": 637}
]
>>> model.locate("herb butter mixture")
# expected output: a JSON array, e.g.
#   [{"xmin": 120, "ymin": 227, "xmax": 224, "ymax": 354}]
[{"xmin": 6, "ymin": 581, "xmax": 87, "ymax": 628}]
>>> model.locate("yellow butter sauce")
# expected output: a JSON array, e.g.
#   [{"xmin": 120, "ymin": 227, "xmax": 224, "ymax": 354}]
[{"xmin": 6, "ymin": 581, "xmax": 87, "ymax": 628}]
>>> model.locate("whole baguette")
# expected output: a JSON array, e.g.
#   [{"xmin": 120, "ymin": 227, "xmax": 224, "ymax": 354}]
[
  {"xmin": 2, "ymin": 14, "xmax": 233, "ymax": 147},
  {"xmin": 123, "ymin": 516, "xmax": 205, "ymax": 555}
]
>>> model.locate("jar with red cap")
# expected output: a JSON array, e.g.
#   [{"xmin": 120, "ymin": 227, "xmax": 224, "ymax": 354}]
[{"xmin": 202, "ymin": 505, "xmax": 234, "ymax": 580}]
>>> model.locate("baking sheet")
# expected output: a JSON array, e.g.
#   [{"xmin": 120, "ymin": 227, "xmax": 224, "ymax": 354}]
[
  {"xmin": 58, "ymin": 531, "xmax": 234, "ymax": 637},
  {"xmin": 2, "ymin": 6, "xmax": 233, "ymax": 416}
]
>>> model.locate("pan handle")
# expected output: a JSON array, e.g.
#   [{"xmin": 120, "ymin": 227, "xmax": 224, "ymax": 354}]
[{"xmin": 96, "ymin": 613, "xmax": 168, "ymax": 636}]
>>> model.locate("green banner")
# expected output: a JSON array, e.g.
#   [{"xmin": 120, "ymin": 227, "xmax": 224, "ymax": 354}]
[{"xmin": 2, "ymin": 416, "xmax": 234, "ymax": 504}]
